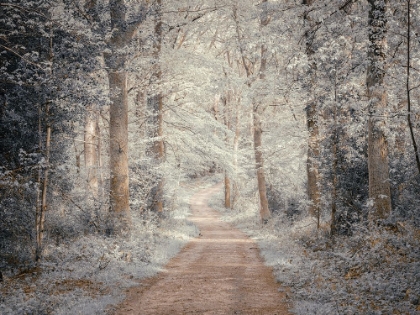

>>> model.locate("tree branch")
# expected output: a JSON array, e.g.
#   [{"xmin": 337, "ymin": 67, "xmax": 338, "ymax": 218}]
[
  {"xmin": 0, "ymin": 3, "xmax": 49, "ymax": 19},
  {"xmin": 0, "ymin": 44, "xmax": 44, "ymax": 69}
]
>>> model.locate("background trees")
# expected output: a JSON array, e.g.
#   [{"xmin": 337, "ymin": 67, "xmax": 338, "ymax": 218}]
[{"xmin": 1, "ymin": 0, "xmax": 418, "ymax": 261}]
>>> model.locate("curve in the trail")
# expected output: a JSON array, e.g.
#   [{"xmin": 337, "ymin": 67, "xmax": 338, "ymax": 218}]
[{"xmin": 117, "ymin": 182, "xmax": 291, "ymax": 315}]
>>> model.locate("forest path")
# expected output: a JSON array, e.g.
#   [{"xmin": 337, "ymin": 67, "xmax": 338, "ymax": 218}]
[{"xmin": 116, "ymin": 182, "xmax": 291, "ymax": 315}]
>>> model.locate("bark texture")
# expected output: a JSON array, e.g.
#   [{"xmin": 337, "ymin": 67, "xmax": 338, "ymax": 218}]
[
  {"xmin": 104, "ymin": 0, "xmax": 147, "ymax": 233},
  {"xmin": 148, "ymin": 94, "xmax": 164, "ymax": 213},
  {"xmin": 149, "ymin": 0, "xmax": 164, "ymax": 213},
  {"xmin": 108, "ymin": 70, "xmax": 131, "ymax": 231},
  {"xmin": 36, "ymin": 103, "xmax": 51, "ymax": 261},
  {"xmin": 367, "ymin": 0, "xmax": 392, "ymax": 219},
  {"xmin": 303, "ymin": 0, "xmax": 321, "ymax": 222},
  {"xmin": 232, "ymin": 98, "xmax": 240, "ymax": 208},
  {"xmin": 84, "ymin": 108, "xmax": 99, "ymax": 199},
  {"xmin": 406, "ymin": 0, "xmax": 420, "ymax": 174},
  {"xmin": 105, "ymin": 3, "xmax": 131, "ymax": 232},
  {"xmin": 223, "ymin": 94, "xmax": 231, "ymax": 209},
  {"xmin": 330, "ymin": 71, "xmax": 339, "ymax": 235},
  {"xmin": 224, "ymin": 173, "xmax": 231, "ymax": 209},
  {"xmin": 253, "ymin": 110, "xmax": 271, "ymax": 223},
  {"xmin": 253, "ymin": 0, "xmax": 271, "ymax": 223}
]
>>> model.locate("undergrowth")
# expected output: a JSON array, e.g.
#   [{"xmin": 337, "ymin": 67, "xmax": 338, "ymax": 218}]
[
  {"xmin": 212, "ymin": 187, "xmax": 420, "ymax": 315},
  {"xmin": 0, "ymin": 177, "xmax": 220, "ymax": 315}
]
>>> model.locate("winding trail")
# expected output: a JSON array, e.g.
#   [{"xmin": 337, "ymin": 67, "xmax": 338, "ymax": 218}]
[{"xmin": 117, "ymin": 182, "xmax": 291, "ymax": 314}]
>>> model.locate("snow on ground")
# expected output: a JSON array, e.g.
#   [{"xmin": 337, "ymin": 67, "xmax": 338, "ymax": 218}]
[
  {"xmin": 0, "ymin": 177, "xmax": 221, "ymax": 315},
  {"xmin": 211, "ymin": 188, "xmax": 420, "ymax": 315}
]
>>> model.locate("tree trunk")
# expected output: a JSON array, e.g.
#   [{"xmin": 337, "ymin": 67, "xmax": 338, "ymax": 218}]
[
  {"xmin": 36, "ymin": 103, "xmax": 51, "ymax": 262},
  {"xmin": 104, "ymin": 0, "xmax": 147, "ymax": 234},
  {"xmin": 35, "ymin": 104, "xmax": 42, "ymax": 262},
  {"xmin": 84, "ymin": 108, "xmax": 99, "ymax": 199},
  {"xmin": 232, "ymin": 97, "xmax": 240, "ymax": 208},
  {"xmin": 149, "ymin": 0, "xmax": 164, "ymax": 213},
  {"xmin": 154, "ymin": 78, "xmax": 164, "ymax": 213},
  {"xmin": 36, "ymin": 28, "xmax": 53, "ymax": 261},
  {"xmin": 108, "ymin": 70, "xmax": 131, "ymax": 231},
  {"xmin": 395, "ymin": 100, "xmax": 407, "ymax": 155},
  {"xmin": 303, "ymin": 0, "xmax": 321, "ymax": 224},
  {"xmin": 223, "ymin": 94, "xmax": 231, "ymax": 209},
  {"xmin": 367, "ymin": 0, "xmax": 392, "ymax": 219},
  {"xmin": 97, "ymin": 119, "xmax": 104, "ymax": 197},
  {"xmin": 232, "ymin": 2, "xmax": 271, "ymax": 222},
  {"xmin": 224, "ymin": 173, "xmax": 231, "ymax": 209},
  {"xmin": 253, "ymin": 109, "xmax": 271, "ymax": 223},
  {"xmin": 253, "ymin": 0, "xmax": 271, "ymax": 223},
  {"xmin": 331, "ymin": 70, "xmax": 339, "ymax": 235},
  {"xmin": 406, "ymin": 0, "xmax": 420, "ymax": 174}
]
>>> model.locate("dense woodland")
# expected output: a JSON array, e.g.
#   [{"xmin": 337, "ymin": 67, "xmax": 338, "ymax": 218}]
[{"xmin": 1, "ymin": 0, "xmax": 420, "ymax": 313}]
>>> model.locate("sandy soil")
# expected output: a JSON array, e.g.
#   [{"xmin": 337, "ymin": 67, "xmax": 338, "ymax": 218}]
[{"xmin": 116, "ymin": 182, "xmax": 291, "ymax": 315}]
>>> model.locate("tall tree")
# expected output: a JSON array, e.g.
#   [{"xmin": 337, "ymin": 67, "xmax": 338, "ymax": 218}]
[
  {"xmin": 231, "ymin": 2, "xmax": 271, "ymax": 222},
  {"xmin": 253, "ymin": 0, "xmax": 271, "ymax": 222},
  {"xmin": 232, "ymin": 94, "xmax": 241, "ymax": 208},
  {"xmin": 105, "ymin": 0, "xmax": 147, "ymax": 233},
  {"xmin": 366, "ymin": 0, "xmax": 392, "ymax": 219},
  {"xmin": 222, "ymin": 93, "xmax": 232, "ymax": 209},
  {"xmin": 149, "ymin": 0, "xmax": 165, "ymax": 213},
  {"xmin": 84, "ymin": 108, "xmax": 100, "ymax": 200},
  {"xmin": 83, "ymin": 0, "xmax": 102, "ymax": 205},
  {"xmin": 36, "ymin": 16, "xmax": 54, "ymax": 261},
  {"xmin": 36, "ymin": 102, "xmax": 51, "ymax": 262},
  {"xmin": 405, "ymin": 0, "xmax": 420, "ymax": 174},
  {"xmin": 303, "ymin": 0, "xmax": 321, "ymax": 227}
]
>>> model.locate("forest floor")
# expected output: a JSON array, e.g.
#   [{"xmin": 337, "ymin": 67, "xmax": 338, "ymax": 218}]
[
  {"xmin": 3, "ymin": 176, "xmax": 417, "ymax": 314},
  {"xmin": 114, "ymin": 182, "xmax": 292, "ymax": 315}
]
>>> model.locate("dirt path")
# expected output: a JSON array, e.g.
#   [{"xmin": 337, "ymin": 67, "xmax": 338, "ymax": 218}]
[{"xmin": 116, "ymin": 182, "xmax": 291, "ymax": 315}]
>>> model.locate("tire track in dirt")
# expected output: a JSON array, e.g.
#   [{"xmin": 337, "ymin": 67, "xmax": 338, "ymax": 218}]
[{"xmin": 116, "ymin": 182, "xmax": 291, "ymax": 315}]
